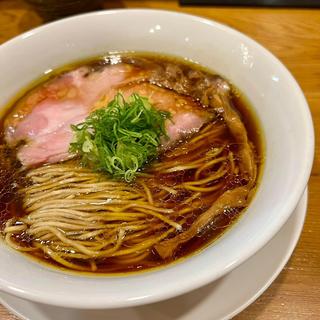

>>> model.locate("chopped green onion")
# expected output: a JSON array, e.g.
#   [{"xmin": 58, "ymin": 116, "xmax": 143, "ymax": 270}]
[{"xmin": 69, "ymin": 93, "xmax": 170, "ymax": 182}]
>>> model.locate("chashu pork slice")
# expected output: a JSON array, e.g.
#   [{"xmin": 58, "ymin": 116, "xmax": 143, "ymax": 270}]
[{"xmin": 5, "ymin": 66, "xmax": 211, "ymax": 167}]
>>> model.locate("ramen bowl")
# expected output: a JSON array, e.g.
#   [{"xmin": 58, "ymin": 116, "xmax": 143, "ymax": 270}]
[{"xmin": 0, "ymin": 9, "xmax": 314, "ymax": 309}]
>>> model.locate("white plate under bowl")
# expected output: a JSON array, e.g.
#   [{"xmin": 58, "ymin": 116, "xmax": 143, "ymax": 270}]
[{"xmin": 0, "ymin": 190, "xmax": 307, "ymax": 320}]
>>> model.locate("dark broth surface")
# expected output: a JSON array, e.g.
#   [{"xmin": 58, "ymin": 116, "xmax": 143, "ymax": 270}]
[{"xmin": 0, "ymin": 53, "xmax": 263, "ymax": 274}]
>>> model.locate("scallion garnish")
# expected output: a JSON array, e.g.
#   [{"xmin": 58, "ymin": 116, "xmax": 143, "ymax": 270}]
[{"xmin": 70, "ymin": 93, "xmax": 170, "ymax": 182}]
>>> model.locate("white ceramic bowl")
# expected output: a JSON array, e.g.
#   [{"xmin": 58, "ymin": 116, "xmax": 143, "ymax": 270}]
[{"xmin": 0, "ymin": 9, "xmax": 314, "ymax": 309}]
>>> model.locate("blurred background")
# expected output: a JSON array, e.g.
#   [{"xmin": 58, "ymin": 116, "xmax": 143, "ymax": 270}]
[{"xmin": 1, "ymin": 0, "xmax": 319, "ymax": 41}]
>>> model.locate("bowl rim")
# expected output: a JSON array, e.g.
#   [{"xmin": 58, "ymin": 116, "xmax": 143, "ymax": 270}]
[{"xmin": 0, "ymin": 8, "xmax": 315, "ymax": 309}]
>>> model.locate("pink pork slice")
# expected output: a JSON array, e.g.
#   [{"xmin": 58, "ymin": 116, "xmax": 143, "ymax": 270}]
[
  {"xmin": 5, "ymin": 66, "xmax": 211, "ymax": 167},
  {"xmin": 113, "ymin": 82, "xmax": 211, "ymax": 148},
  {"xmin": 5, "ymin": 64, "xmax": 145, "ymax": 166}
]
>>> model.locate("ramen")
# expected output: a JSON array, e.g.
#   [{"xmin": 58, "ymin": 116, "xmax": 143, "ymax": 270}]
[{"xmin": 0, "ymin": 53, "xmax": 262, "ymax": 273}]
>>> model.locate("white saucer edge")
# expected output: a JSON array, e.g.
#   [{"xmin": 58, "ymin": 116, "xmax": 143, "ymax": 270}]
[{"xmin": 225, "ymin": 188, "xmax": 308, "ymax": 319}]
